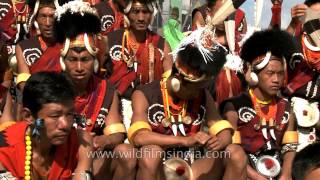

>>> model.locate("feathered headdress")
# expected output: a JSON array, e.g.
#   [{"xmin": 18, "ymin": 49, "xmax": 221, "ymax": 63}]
[
  {"xmin": 54, "ymin": 0, "xmax": 101, "ymax": 57},
  {"xmin": 170, "ymin": 0, "xmax": 246, "ymax": 79}
]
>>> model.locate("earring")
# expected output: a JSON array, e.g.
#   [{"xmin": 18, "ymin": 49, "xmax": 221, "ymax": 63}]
[
  {"xmin": 124, "ymin": 15, "xmax": 130, "ymax": 28},
  {"xmin": 60, "ymin": 57, "xmax": 66, "ymax": 71},
  {"xmin": 250, "ymin": 72, "xmax": 259, "ymax": 86},
  {"xmin": 34, "ymin": 21, "xmax": 41, "ymax": 35},
  {"xmin": 94, "ymin": 59, "xmax": 99, "ymax": 73},
  {"xmin": 171, "ymin": 77, "xmax": 181, "ymax": 92},
  {"xmin": 32, "ymin": 118, "xmax": 44, "ymax": 139}
]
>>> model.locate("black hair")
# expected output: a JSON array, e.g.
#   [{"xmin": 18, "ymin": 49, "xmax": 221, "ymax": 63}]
[
  {"xmin": 177, "ymin": 44, "xmax": 227, "ymax": 77},
  {"xmin": 240, "ymin": 29, "xmax": 300, "ymax": 65},
  {"xmin": 23, "ymin": 72, "xmax": 75, "ymax": 117},
  {"xmin": 292, "ymin": 143, "xmax": 320, "ymax": 180},
  {"xmin": 54, "ymin": 11, "xmax": 101, "ymax": 43},
  {"xmin": 304, "ymin": 0, "xmax": 320, "ymax": 6},
  {"xmin": 206, "ymin": 0, "xmax": 217, "ymax": 8}
]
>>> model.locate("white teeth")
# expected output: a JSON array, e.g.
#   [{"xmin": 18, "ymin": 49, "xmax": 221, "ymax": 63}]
[
  {"xmin": 262, "ymin": 127, "xmax": 268, "ymax": 139},
  {"xmin": 172, "ymin": 124, "xmax": 178, "ymax": 136},
  {"xmin": 270, "ymin": 129, "xmax": 277, "ymax": 140},
  {"xmin": 178, "ymin": 124, "xmax": 186, "ymax": 136}
]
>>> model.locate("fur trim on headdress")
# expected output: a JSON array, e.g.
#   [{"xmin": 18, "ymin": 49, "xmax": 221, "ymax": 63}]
[
  {"xmin": 53, "ymin": 0, "xmax": 100, "ymax": 43},
  {"xmin": 240, "ymin": 29, "xmax": 300, "ymax": 66}
]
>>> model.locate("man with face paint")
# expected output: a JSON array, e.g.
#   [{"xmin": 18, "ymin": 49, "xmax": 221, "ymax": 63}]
[
  {"xmin": 106, "ymin": 0, "xmax": 173, "ymax": 99},
  {"xmin": 0, "ymin": 72, "xmax": 93, "ymax": 179},
  {"xmin": 129, "ymin": 27, "xmax": 247, "ymax": 180},
  {"xmin": 221, "ymin": 29, "xmax": 299, "ymax": 180},
  {"xmin": 55, "ymin": 1, "xmax": 136, "ymax": 179},
  {"xmin": 15, "ymin": 0, "xmax": 68, "ymax": 91},
  {"xmin": 284, "ymin": 0, "xmax": 320, "ymax": 152}
]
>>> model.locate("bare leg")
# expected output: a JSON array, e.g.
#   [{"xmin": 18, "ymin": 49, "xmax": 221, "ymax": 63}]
[
  {"xmin": 92, "ymin": 150, "xmax": 112, "ymax": 180},
  {"xmin": 191, "ymin": 154, "xmax": 224, "ymax": 180},
  {"xmin": 223, "ymin": 144, "xmax": 247, "ymax": 180},
  {"xmin": 136, "ymin": 145, "xmax": 165, "ymax": 180},
  {"xmin": 112, "ymin": 144, "xmax": 137, "ymax": 180}
]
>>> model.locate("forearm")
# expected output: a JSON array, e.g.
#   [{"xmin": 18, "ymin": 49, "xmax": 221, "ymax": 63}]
[
  {"xmin": 247, "ymin": 164, "xmax": 259, "ymax": 178},
  {"xmin": 133, "ymin": 130, "xmax": 186, "ymax": 148},
  {"xmin": 104, "ymin": 133, "xmax": 125, "ymax": 150},
  {"xmin": 281, "ymin": 151, "xmax": 295, "ymax": 176},
  {"xmin": 216, "ymin": 130, "xmax": 232, "ymax": 149}
]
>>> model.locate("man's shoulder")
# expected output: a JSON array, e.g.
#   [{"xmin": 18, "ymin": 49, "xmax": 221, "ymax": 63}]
[{"xmin": 0, "ymin": 121, "xmax": 27, "ymax": 147}]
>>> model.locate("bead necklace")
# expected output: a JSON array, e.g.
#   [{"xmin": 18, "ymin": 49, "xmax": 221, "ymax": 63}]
[
  {"xmin": 25, "ymin": 128, "xmax": 32, "ymax": 180},
  {"xmin": 249, "ymin": 89, "xmax": 277, "ymax": 129},
  {"xmin": 249, "ymin": 89, "xmax": 272, "ymax": 105},
  {"xmin": 160, "ymin": 80, "xmax": 190, "ymax": 127}
]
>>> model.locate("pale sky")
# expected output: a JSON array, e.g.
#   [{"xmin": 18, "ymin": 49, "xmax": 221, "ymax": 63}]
[{"xmin": 241, "ymin": 0, "xmax": 305, "ymax": 29}]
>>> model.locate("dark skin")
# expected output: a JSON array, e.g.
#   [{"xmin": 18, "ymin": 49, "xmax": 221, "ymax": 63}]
[
  {"xmin": 64, "ymin": 48, "xmax": 136, "ymax": 180},
  {"xmin": 131, "ymin": 58, "xmax": 247, "ymax": 180},
  {"xmin": 0, "ymin": 102, "xmax": 93, "ymax": 180},
  {"xmin": 223, "ymin": 59, "xmax": 296, "ymax": 180},
  {"xmin": 105, "ymin": 1, "xmax": 172, "ymax": 75},
  {"xmin": 16, "ymin": 6, "xmax": 56, "ymax": 91}
]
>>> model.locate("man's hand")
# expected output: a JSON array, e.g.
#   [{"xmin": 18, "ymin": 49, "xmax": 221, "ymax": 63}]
[
  {"xmin": 290, "ymin": 4, "xmax": 308, "ymax": 25},
  {"xmin": 184, "ymin": 131, "xmax": 211, "ymax": 147},
  {"xmin": 93, "ymin": 135, "xmax": 108, "ymax": 151}
]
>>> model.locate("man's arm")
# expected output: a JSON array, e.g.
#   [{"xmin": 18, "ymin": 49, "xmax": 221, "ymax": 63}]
[
  {"xmin": 279, "ymin": 111, "xmax": 297, "ymax": 180},
  {"xmin": 205, "ymin": 90, "xmax": 233, "ymax": 151},
  {"xmin": 93, "ymin": 92, "xmax": 125, "ymax": 150},
  {"xmin": 162, "ymin": 41, "xmax": 173, "ymax": 72},
  {"xmin": 72, "ymin": 130, "xmax": 93, "ymax": 180},
  {"xmin": 286, "ymin": 4, "xmax": 307, "ymax": 35},
  {"xmin": 192, "ymin": 11, "xmax": 206, "ymax": 30},
  {"xmin": 130, "ymin": 90, "xmax": 206, "ymax": 148},
  {"xmin": 15, "ymin": 44, "xmax": 30, "ymax": 91}
]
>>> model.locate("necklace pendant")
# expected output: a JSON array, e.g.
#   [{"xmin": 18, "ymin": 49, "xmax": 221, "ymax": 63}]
[
  {"xmin": 254, "ymin": 123, "xmax": 261, "ymax": 130},
  {"xmin": 86, "ymin": 118, "xmax": 92, "ymax": 126},
  {"xmin": 182, "ymin": 116, "xmax": 192, "ymax": 125},
  {"xmin": 162, "ymin": 118, "xmax": 171, "ymax": 128}
]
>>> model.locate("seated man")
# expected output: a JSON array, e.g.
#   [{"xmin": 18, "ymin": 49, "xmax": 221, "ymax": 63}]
[
  {"xmin": 221, "ymin": 29, "xmax": 299, "ymax": 179},
  {"xmin": 0, "ymin": 72, "xmax": 92, "ymax": 179},
  {"xmin": 15, "ymin": 0, "xmax": 67, "ymax": 90},
  {"xmin": 55, "ymin": 1, "xmax": 136, "ymax": 179},
  {"xmin": 129, "ymin": 28, "xmax": 247, "ymax": 180}
]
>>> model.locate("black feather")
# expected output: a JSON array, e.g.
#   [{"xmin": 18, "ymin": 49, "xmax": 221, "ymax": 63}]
[
  {"xmin": 53, "ymin": 11, "xmax": 101, "ymax": 43},
  {"xmin": 240, "ymin": 29, "xmax": 300, "ymax": 64}
]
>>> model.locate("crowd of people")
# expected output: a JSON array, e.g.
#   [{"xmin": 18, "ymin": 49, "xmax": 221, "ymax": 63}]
[{"xmin": 0, "ymin": 0, "xmax": 319, "ymax": 179}]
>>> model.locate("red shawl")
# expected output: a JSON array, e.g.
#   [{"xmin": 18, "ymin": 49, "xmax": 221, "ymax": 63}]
[
  {"xmin": 30, "ymin": 44, "xmax": 62, "ymax": 74},
  {"xmin": 108, "ymin": 31, "xmax": 163, "ymax": 95},
  {"xmin": 0, "ymin": 121, "xmax": 79, "ymax": 179},
  {"xmin": 74, "ymin": 76, "xmax": 107, "ymax": 132}
]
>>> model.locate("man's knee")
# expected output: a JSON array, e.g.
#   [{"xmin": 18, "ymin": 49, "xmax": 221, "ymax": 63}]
[
  {"xmin": 113, "ymin": 143, "xmax": 137, "ymax": 170},
  {"xmin": 138, "ymin": 145, "xmax": 164, "ymax": 171},
  {"xmin": 225, "ymin": 144, "xmax": 247, "ymax": 166}
]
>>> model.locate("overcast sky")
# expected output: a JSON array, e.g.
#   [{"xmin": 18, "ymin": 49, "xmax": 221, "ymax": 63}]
[{"xmin": 241, "ymin": 0, "xmax": 304, "ymax": 29}]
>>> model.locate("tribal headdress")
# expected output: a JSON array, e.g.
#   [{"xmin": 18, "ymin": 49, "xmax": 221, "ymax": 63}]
[
  {"xmin": 123, "ymin": 0, "xmax": 158, "ymax": 28},
  {"xmin": 301, "ymin": 7, "xmax": 320, "ymax": 71},
  {"xmin": 167, "ymin": 0, "xmax": 246, "ymax": 92},
  {"xmin": 53, "ymin": 0, "xmax": 101, "ymax": 72},
  {"xmin": 240, "ymin": 29, "xmax": 302, "ymax": 86},
  {"xmin": 27, "ymin": 0, "xmax": 69, "ymax": 34}
]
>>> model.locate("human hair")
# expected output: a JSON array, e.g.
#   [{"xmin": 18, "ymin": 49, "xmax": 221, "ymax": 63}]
[
  {"xmin": 177, "ymin": 44, "xmax": 226, "ymax": 77},
  {"xmin": 23, "ymin": 72, "xmax": 75, "ymax": 117},
  {"xmin": 292, "ymin": 143, "xmax": 320, "ymax": 180},
  {"xmin": 206, "ymin": 0, "xmax": 217, "ymax": 8},
  {"xmin": 304, "ymin": 0, "xmax": 320, "ymax": 7},
  {"xmin": 240, "ymin": 29, "xmax": 299, "ymax": 65}
]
